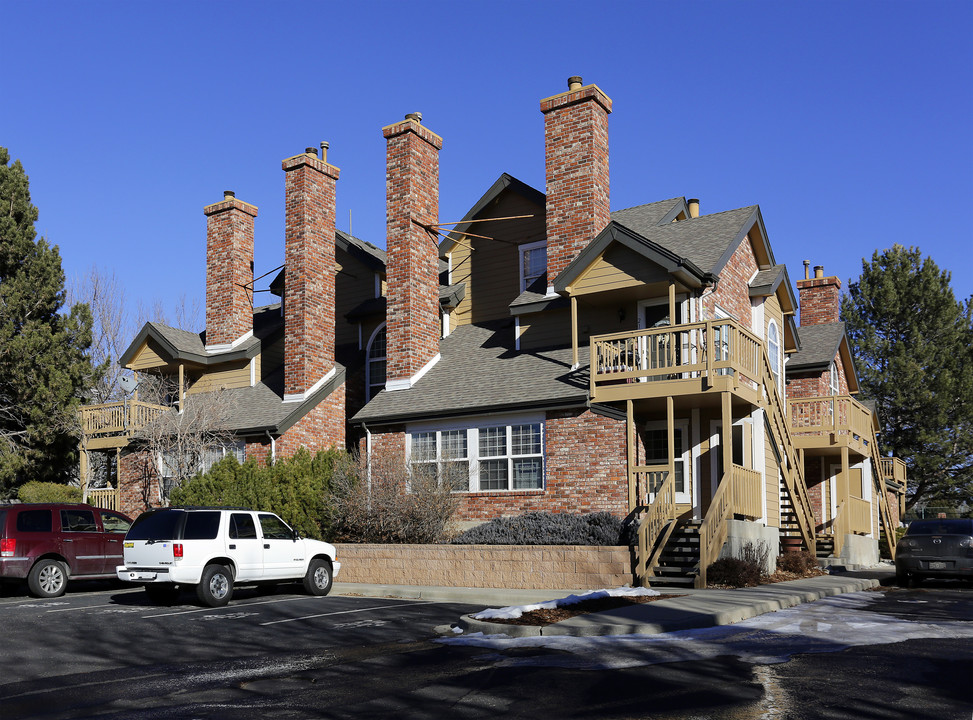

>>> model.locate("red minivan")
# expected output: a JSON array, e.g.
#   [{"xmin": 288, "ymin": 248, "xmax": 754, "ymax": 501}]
[{"xmin": 0, "ymin": 503, "xmax": 133, "ymax": 598}]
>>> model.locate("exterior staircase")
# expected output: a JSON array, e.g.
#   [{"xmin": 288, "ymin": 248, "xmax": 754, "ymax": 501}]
[
  {"xmin": 815, "ymin": 534, "xmax": 835, "ymax": 559},
  {"xmin": 646, "ymin": 520, "xmax": 701, "ymax": 589}
]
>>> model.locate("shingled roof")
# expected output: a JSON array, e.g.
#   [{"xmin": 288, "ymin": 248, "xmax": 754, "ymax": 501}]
[
  {"xmin": 788, "ymin": 323, "xmax": 846, "ymax": 371},
  {"xmin": 352, "ymin": 322, "xmax": 589, "ymax": 425}
]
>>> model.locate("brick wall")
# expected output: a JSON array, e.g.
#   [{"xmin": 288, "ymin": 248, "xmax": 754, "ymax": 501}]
[
  {"xmin": 283, "ymin": 149, "xmax": 339, "ymax": 397},
  {"xmin": 384, "ymin": 116, "xmax": 442, "ymax": 387},
  {"xmin": 703, "ymin": 234, "xmax": 757, "ymax": 326},
  {"xmin": 804, "ymin": 455, "xmax": 826, "ymax": 529},
  {"xmin": 541, "ymin": 78, "xmax": 612, "ymax": 283},
  {"xmin": 203, "ymin": 194, "xmax": 257, "ymax": 347},
  {"xmin": 797, "ymin": 275, "xmax": 841, "ymax": 326},
  {"xmin": 117, "ymin": 448, "xmax": 164, "ymax": 518},
  {"xmin": 334, "ymin": 543, "xmax": 634, "ymax": 590},
  {"xmin": 367, "ymin": 409, "xmax": 628, "ymax": 523},
  {"xmin": 276, "ymin": 382, "xmax": 346, "ymax": 455}
]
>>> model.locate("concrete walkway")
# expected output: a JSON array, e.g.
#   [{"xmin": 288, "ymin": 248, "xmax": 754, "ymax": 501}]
[{"xmin": 334, "ymin": 568, "xmax": 895, "ymax": 638}]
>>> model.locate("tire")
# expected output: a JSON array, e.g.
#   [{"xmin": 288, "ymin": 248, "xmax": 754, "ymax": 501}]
[
  {"xmin": 144, "ymin": 583, "xmax": 181, "ymax": 605},
  {"xmin": 303, "ymin": 558, "xmax": 333, "ymax": 597},
  {"xmin": 196, "ymin": 564, "xmax": 233, "ymax": 607},
  {"xmin": 28, "ymin": 559, "xmax": 68, "ymax": 598}
]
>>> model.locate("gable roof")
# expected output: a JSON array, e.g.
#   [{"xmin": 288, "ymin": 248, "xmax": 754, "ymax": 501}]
[
  {"xmin": 750, "ymin": 263, "xmax": 798, "ymax": 316},
  {"xmin": 787, "ymin": 322, "xmax": 859, "ymax": 393},
  {"xmin": 352, "ymin": 322, "xmax": 589, "ymax": 425},
  {"xmin": 439, "ymin": 173, "xmax": 546, "ymax": 256}
]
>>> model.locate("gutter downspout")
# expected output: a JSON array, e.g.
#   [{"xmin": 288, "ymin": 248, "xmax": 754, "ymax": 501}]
[
  {"xmin": 363, "ymin": 422, "xmax": 373, "ymax": 510},
  {"xmin": 264, "ymin": 430, "xmax": 277, "ymax": 464}
]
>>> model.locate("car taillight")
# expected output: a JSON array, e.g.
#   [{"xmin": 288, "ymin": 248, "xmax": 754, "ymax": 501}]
[
  {"xmin": 0, "ymin": 538, "xmax": 14, "ymax": 557},
  {"xmin": 173, "ymin": 543, "xmax": 183, "ymax": 559}
]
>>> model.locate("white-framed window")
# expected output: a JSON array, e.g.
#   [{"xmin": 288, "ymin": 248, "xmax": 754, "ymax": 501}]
[
  {"xmin": 829, "ymin": 360, "xmax": 840, "ymax": 396},
  {"xmin": 644, "ymin": 421, "xmax": 689, "ymax": 501},
  {"xmin": 519, "ymin": 240, "xmax": 546, "ymax": 293},
  {"xmin": 365, "ymin": 324, "xmax": 387, "ymax": 401},
  {"xmin": 767, "ymin": 319, "xmax": 781, "ymax": 390},
  {"xmin": 407, "ymin": 415, "xmax": 545, "ymax": 492}
]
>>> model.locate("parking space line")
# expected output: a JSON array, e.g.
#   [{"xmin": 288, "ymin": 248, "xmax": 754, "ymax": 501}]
[
  {"xmin": 260, "ymin": 600, "xmax": 440, "ymax": 626},
  {"xmin": 142, "ymin": 594, "xmax": 322, "ymax": 618}
]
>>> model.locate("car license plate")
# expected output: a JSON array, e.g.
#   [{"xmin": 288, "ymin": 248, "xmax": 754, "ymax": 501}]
[{"xmin": 929, "ymin": 561, "xmax": 946, "ymax": 570}]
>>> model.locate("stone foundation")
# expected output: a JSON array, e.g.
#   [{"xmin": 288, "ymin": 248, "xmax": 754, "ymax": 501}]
[{"xmin": 333, "ymin": 544, "xmax": 634, "ymax": 590}]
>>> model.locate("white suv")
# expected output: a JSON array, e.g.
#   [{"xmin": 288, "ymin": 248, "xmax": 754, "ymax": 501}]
[{"xmin": 117, "ymin": 507, "xmax": 340, "ymax": 607}]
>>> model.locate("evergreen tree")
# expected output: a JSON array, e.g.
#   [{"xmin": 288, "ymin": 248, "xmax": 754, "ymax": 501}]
[
  {"xmin": 841, "ymin": 244, "xmax": 973, "ymax": 512},
  {"xmin": 0, "ymin": 147, "xmax": 97, "ymax": 496}
]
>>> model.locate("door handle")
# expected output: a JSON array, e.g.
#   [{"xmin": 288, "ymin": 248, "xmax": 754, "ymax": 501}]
[
  {"xmin": 63, "ymin": 538, "xmax": 74, "ymax": 542},
  {"xmin": 229, "ymin": 544, "xmax": 236, "ymax": 549},
  {"xmin": 264, "ymin": 544, "xmax": 270, "ymax": 549}
]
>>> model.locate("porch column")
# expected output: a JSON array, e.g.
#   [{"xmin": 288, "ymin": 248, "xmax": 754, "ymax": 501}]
[
  {"xmin": 836, "ymin": 445, "xmax": 850, "ymax": 557},
  {"xmin": 721, "ymin": 391, "xmax": 732, "ymax": 482},
  {"xmin": 626, "ymin": 399, "xmax": 636, "ymax": 510},
  {"xmin": 79, "ymin": 440, "xmax": 88, "ymax": 500},
  {"xmin": 668, "ymin": 282, "xmax": 676, "ymax": 328},
  {"xmin": 571, "ymin": 295, "xmax": 579, "ymax": 369},
  {"xmin": 667, "ymin": 395, "xmax": 675, "ymax": 520},
  {"xmin": 178, "ymin": 364, "xmax": 185, "ymax": 414}
]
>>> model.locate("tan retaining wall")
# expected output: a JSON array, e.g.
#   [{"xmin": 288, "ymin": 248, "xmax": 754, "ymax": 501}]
[{"xmin": 333, "ymin": 544, "xmax": 635, "ymax": 590}]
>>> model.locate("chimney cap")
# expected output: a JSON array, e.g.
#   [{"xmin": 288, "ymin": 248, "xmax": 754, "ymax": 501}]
[
  {"xmin": 814, "ymin": 265, "xmax": 824, "ymax": 278},
  {"xmin": 405, "ymin": 112, "xmax": 422, "ymax": 123},
  {"xmin": 224, "ymin": 191, "xmax": 235, "ymax": 200},
  {"xmin": 568, "ymin": 76, "xmax": 583, "ymax": 90},
  {"xmin": 305, "ymin": 147, "xmax": 318, "ymax": 157}
]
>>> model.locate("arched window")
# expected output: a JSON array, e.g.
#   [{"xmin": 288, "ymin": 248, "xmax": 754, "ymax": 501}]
[
  {"xmin": 829, "ymin": 361, "xmax": 840, "ymax": 396},
  {"xmin": 366, "ymin": 324, "xmax": 387, "ymax": 401},
  {"xmin": 767, "ymin": 320, "xmax": 781, "ymax": 390}
]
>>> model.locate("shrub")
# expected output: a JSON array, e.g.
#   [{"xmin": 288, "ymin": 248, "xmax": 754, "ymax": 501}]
[
  {"xmin": 739, "ymin": 540, "xmax": 771, "ymax": 575},
  {"xmin": 18, "ymin": 481, "xmax": 83, "ymax": 503},
  {"xmin": 706, "ymin": 556, "xmax": 762, "ymax": 587},
  {"xmin": 776, "ymin": 549, "xmax": 818, "ymax": 575},
  {"xmin": 451, "ymin": 511, "xmax": 628, "ymax": 546},
  {"xmin": 169, "ymin": 447, "xmax": 342, "ymax": 539},
  {"xmin": 327, "ymin": 450, "xmax": 457, "ymax": 544}
]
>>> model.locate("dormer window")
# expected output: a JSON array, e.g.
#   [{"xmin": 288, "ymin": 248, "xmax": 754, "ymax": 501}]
[{"xmin": 519, "ymin": 241, "xmax": 546, "ymax": 293}]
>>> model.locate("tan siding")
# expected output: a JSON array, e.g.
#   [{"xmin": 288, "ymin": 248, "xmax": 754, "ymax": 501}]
[
  {"xmin": 572, "ymin": 244, "xmax": 668, "ymax": 295},
  {"xmin": 519, "ymin": 308, "xmax": 571, "ymax": 350},
  {"xmin": 335, "ymin": 246, "xmax": 379, "ymax": 348},
  {"xmin": 764, "ymin": 436, "xmax": 781, "ymax": 528},
  {"xmin": 448, "ymin": 192, "xmax": 545, "ymax": 327},
  {"xmin": 187, "ymin": 360, "xmax": 252, "ymax": 394},
  {"xmin": 128, "ymin": 339, "xmax": 167, "ymax": 371}
]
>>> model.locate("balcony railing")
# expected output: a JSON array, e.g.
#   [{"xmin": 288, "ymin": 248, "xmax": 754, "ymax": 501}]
[
  {"xmin": 590, "ymin": 319, "xmax": 764, "ymax": 399},
  {"xmin": 80, "ymin": 400, "xmax": 170, "ymax": 438},
  {"xmin": 879, "ymin": 457, "xmax": 907, "ymax": 486},
  {"xmin": 848, "ymin": 496, "xmax": 871, "ymax": 535},
  {"xmin": 787, "ymin": 395, "xmax": 874, "ymax": 452}
]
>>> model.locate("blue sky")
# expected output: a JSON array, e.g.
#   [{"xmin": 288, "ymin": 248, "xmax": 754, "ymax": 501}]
[{"xmin": 3, "ymin": 0, "xmax": 971, "ymax": 329}]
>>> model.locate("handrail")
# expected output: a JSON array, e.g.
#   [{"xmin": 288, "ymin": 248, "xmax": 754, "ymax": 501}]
[
  {"xmin": 697, "ymin": 472, "xmax": 733, "ymax": 588},
  {"xmin": 787, "ymin": 395, "xmax": 874, "ymax": 449},
  {"xmin": 79, "ymin": 400, "xmax": 170, "ymax": 436},
  {"xmin": 759, "ymin": 347, "xmax": 815, "ymax": 554},
  {"xmin": 635, "ymin": 470, "xmax": 677, "ymax": 583},
  {"xmin": 871, "ymin": 446, "xmax": 899, "ymax": 560},
  {"xmin": 85, "ymin": 487, "xmax": 119, "ymax": 511}
]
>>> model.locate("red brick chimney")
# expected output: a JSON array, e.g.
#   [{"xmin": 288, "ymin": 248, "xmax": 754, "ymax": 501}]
[
  {"xmin": 541, "ymin": 76, "xmax": 612, "ymax": 291},
  {"xmin": 383, "ymin": 112, "xmax": 443, "ymax": 391},
  {"xmin": 797, "ymin": 263, "xmax": 842, "ymax": 326},
  {"xmin": 204, "ymin": 191, "xmax": 257, "ymax": 348},
  {"xmin": 282, "ymin": 145, "xmax": 339, "ymax": 400}
]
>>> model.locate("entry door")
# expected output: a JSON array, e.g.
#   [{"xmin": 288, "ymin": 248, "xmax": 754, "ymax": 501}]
[
  {"xmin": 644, "ymin": 421, "xmax": 692, "ymax": 505},
  {"xmin": 637, "ymin": 299, "xmax": 686, "ymax": 379}
]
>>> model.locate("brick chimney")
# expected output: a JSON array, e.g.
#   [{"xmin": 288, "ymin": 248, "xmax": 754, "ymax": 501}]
[
  {"xmin": 797, "ymin": 263, "xmax": 842, "ymax": 326},
  {"xmin": 204, "ymin": 191, "xmax": 257, "ymax": 349},
  {"xmin": 282, "ymin": 145, "xmax": 339, "ymax": 401},
  {"xmin": 383, "ymin": 112, "xmax": 443, "ymax": 391},
  {"xmin": 541, "ymin": 76, "xmax": 612, "ymax": 292}
]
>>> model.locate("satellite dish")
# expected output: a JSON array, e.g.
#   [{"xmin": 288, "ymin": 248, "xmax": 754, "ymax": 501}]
[{"xmin": 119, "ymin": 375, "xmax": 139, "ymax": 394}]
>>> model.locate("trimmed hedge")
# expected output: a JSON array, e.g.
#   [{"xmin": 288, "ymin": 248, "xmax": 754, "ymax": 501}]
[
  {"xmin": 18, "ymin": 481, "xmax": 83, "ymax": 504},
  {"xmin": 451, "ymin": 511, "xmax": 631, "ymax": 546}
]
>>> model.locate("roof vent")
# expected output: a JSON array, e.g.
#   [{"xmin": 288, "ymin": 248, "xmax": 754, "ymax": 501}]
[
  {"xmin": 568, "ymin": 76, "xmax": 583, "ymax": 91},
  {"xmin": 405, "ymin": 112, "xmax": 422, "ymax": 123}
]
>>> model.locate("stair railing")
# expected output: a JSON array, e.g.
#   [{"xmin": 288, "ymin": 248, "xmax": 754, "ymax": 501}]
[
  {"xmin": 636, "ymin": 471, "xmax": 677, "ymax": 585},
  {"xmin": 869, "ymin": 441, "xmax": 899, "ymax": 560},
  {"xmin": 696, "ymin": 471, "xmax": 733, "ymax": 588}
]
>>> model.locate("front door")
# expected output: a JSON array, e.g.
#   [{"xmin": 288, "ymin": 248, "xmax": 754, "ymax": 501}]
[
  {"xmin": 644, "ymin": 421, "xmax": 692, "ymax": 506},
  {"xmin": 637, "ymin": 299, "xmax": 686, "ymax": 380}
]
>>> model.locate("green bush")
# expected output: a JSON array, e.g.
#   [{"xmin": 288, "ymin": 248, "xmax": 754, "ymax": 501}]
[
  {"xmin": 169, "ymin": 447, "xmax": 342, "ymax": 539},
  {"xmin": 18, "ymin": 481, "xmax": 83, "ymax": 503},
  {"xmin": 451, "ymin": 511, "xmax": 628, "ymax": 546},
  {"xmin": 706, "ymin": 557, "xmax": 762, "ymax": 587}
]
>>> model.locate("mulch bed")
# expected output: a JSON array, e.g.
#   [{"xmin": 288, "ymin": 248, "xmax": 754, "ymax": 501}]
[{"xmin": 482, "ymin": 593, "xmax": 684, "ymax": 626}]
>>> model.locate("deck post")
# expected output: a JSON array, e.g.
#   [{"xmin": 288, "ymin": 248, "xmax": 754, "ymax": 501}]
[
  {"xmin": 721, "ymin": 391, "xmax": 732, "ymax": 484},
  {"xmin": 571, "ymin": 295, "xmax": 579, "ymax": 369},
  {"xmin": 626, "ymin": 399, "xmax": 636, "ymax": 511},
  {"xmin": 666, "ymin": 395, "xmax": 675, "ymax": 519}
]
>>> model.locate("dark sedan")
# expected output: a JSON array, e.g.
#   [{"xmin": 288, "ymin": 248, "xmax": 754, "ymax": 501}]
[{"xmin": 895, "ymin": 518, "xmax": 973, "ymax": 586}]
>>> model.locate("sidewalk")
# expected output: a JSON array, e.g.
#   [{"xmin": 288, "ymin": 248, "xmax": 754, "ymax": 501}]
[{"xmin": 335, "ymin": 567, "xmax": 896, "ymax": 638}]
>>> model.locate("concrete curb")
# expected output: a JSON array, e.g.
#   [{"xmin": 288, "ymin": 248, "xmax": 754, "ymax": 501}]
[
  {"xmin": 457, "ymin": 576, "xmax": 880, "ymax": 637},
  {"xmin": 332, "ymin": 582, "xmax": 587, "ymax": 607}
]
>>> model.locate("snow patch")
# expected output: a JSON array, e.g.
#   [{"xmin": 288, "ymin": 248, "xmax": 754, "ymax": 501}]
[{"xmin": 472, "ymin": 587, "xmax": 660, "ymax": 620}]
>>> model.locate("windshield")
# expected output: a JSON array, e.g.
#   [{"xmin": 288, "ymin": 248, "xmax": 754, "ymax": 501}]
[
  {"xmin": 906, "ymin": 519, "xmax": 973, "ymax": 536},
  {"xmin": 126, "ymin": 510, "xmax": 184, "ymax": 541}
]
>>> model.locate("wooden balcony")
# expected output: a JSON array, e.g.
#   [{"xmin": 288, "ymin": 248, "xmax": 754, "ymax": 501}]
[
  {"xmin": 880, "ymin": 457, "xmax": 907, "ymax": 486},
  {"xmin": 589, "ymin": 319, "xmax": 765, "ymax": 405},
  {"xmin": 79, "ymin": 400, "xmax": 170, "ymax": 450},
  {"xmin": 787, "ymin": 395, "xmax": 875, "ymax": 456}
]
